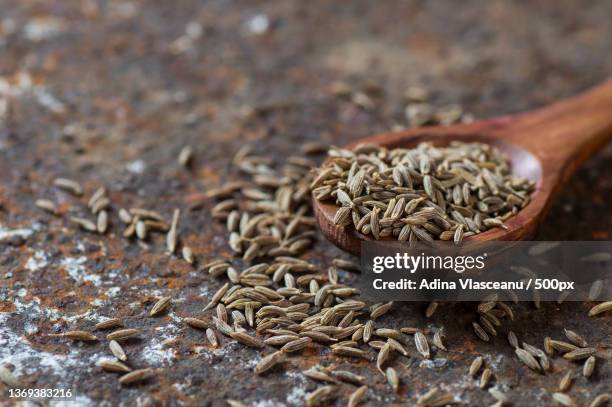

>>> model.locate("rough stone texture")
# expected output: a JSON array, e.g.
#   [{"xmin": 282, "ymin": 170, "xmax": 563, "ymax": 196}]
[{"xmin": 0, "ymin": 1, "xmax": 610, "ymax": 406}]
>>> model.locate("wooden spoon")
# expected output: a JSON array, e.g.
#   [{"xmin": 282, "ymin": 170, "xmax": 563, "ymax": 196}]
[{"xmin": 314, "ymin": 80, "xmax": 612, "ymax": 255}]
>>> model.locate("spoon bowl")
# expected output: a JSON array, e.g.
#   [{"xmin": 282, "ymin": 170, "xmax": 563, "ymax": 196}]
[{"xmin": 314, "ymin": 80, "xmax": 612, "ymax": 255}]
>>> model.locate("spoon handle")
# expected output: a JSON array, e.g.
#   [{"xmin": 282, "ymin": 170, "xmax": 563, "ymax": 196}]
[{"xmin": 495, "ymin": 79, "xmax": 612, "ymax": 179}]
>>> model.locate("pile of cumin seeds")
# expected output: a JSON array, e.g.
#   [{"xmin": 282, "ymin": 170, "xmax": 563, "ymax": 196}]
[
  {"xmin": 202, "ymin": 144, "xmax": 485, "ymax": 405},
  {"xmin": 202, "ymin": 141, "xmax": 609, "ymax": 405},
  {"xmin": 312, "ymin": 141, "xmax": 535, "ymax": 243}
]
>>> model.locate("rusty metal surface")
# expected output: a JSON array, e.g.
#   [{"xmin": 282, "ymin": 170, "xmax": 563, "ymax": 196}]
[{"xmin": 0, "ymin": 0, "xmax": 611, "ymax": 406}]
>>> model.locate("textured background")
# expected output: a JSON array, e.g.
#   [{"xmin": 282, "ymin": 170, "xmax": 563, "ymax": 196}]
[{"xmin": 0, "ymin": 1, "xmax": 610, "ymax": 406}]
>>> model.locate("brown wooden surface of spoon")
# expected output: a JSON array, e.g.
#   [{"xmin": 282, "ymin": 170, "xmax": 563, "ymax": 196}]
[{"xmin": 314, "ymin": 80, "xmax": 612, "ymax": 255}]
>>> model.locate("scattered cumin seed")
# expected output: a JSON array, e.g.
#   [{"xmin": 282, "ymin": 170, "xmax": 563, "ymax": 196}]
[
  {"xmin": 135, "ymin": 220, "xmax": 147, "ymax": 240},
  {"xmin": 0, "ymin": 365, "xmax": 20, "ymax": 387},
  {"xmin": 589, "ymin": 280, "xmax": 604, "ymax": 301},
  {"xmin": 433, "ymin": 331, "xmax": 446, "ymax": 351},
  {"xmin": 564, "ymin": 328, "xmax": 588, "ymax": 347},
  {"xmin": 109, "ymin": 340, "xmax": 127, "ymax": 361},
  {"xmin": 544, "ymin": 337, "xmax": 554, "ymax": 355},
  {"xmin": 71, "ymin": 217, "xmax": 97, "ymax": 232},
  {"xmin": 35, "ymin": 199, "xmax": 57, "ymax": 214},
  {"xmin": 91, "ymin": 197, "xmax": 110, "ymax": 214},
  {"xmin": 473, "ymin": 322, "xmax": 490, "ymax": 342},
  {"xmin": 370, "ymin": 301, "xmax": 392, "ymax": 319},
  {"xmin": 97, "ymin": 210, "xmax": 108, "ymax": 233},
  {"xmin": 119, "ymin": 368, "xmax": 154, "ymax": 385},
  {"xmin": 303, "ymin": 368, "xmax": 336, "ymax": 383},
  {"xmin": 107, "ymin": 328, "xmax": 139, "ymax": 341},
  {"xmin": 332, "ymin": 258, "xmax": 361, "ymax": 272},
  {"xmin": 88, "ymin": 186, "xmax": 106, "ymax": 208},
  {"xmin": 386, "ymin": 367, "xmax": 399, "ymax": 393},
  {"xmin": 583, "ymin": 356, "xmax": 596, "ymax": 378},
  {"xmin": 95, "ymin": 318, "xmax": 122, "ymax": 330},
  {"xmin": 489, "ymin": 388, "xmax": 509, "ymax": 404},
  {"xmin": 178, "ymin": 145, "xmax": 193, "ymax": 167},
  {"xmin": 580, "ymin": 252, "xmax": 611, "ymax": 262},
  {"xmin": 479, "ymin": 368, "xmax": 492, "ymax": 389},
  {"xmin": 230, "ymin": 331, "xmax": 264, "ymax": 348},
  {"xmin": 589, "ymin": 301, "xmax": 612, "ymax": 317},
  {"xmin": 552, "ymin": 392, "xmax": 576, "ymax": 407},
  {"xmin": 589, "ymin": 394, "xmax": 610, "ymax": 407},
  {"xmin": 415, "ymin": 331, "xmax": 430, "ymax": 359},
  {"xmin": 417, "ymin": 387, "xmax": 438, "ymax": 406},
  {"xmin": 507, "ymin": 331, "xmax": 519, "ymax": 349},
  {"xmin": 425, "ymin": 301, "xmax": 438, "ymax": 318},
  {"xmin": 255, "ymin": 351, "xmax": 285, "ymax": 375},
  {"xmin": 98, "ymin": 359, "xmax": 131, "ymax": 373},
  {"xmin": 206, "ymin": 328, "xmax": 218, "ymax": 347},
  {"xmin": 118, "ymin": 208, "xmax": 133, "ymax": 224},
  {"xmin": 149, "ymin": 296, "xmax": 172, "ymax": 316},
  {"xmin": 376, "ymin": 342, "xmax": 390, "ymax": 374},
  {"xmin": 281, "ymin": 337, "xmax": 311, "ymax": 353},
  {"xmin": 203, "ymin": 282, "xmax": 229, "ymax": 312},
  {"xmin": 563, "ymin": 347, "xmax": 596, "ymax": 361},
  {"xmin": 331, "ymin": 370, "xmax": 365, "ymax": 386},
  {"xmin": 428, "ymin": 393, "xmax": 455, "ymax": 407},
  {"xmin": 60, "ymin": 330, "xmax": 98, "ymax": 342},
  {"xmin": 166, "ymin": 208, "xmax": 180, "ymax": 253},
  {"xmin": 469, "ymin": 356, "xmax": 483, "ymax": 377},
  {"xmin": 549, "ymin": 339, "xmax": 579, "ymax": 353},
  {"xmin": 182, "ymin": 246, "xmax": 194, "ymax": 264},
  {"xmin": 305, "ymin": 385, "xmax": 337, "ymax": 407},
  {"xmin": 515, "ymin": 348, "xmax": 541, "ymax": 372},
  {"xmin": 559, "ymin": 371, "xmax": 572, "ymax": 392},
  {"xmin": 183, "ymin": 317, "xmax": 209, "ymax": 330},
  {"xmin": 53, "ymin": 177, "xmax": 83, "ymax": 195},
  {"xmin": 348, "ymin": 385, "xmax": 368, "ymax": 407},
  {"xmin": 332, "ymin": 346, "xmax": 368, "ymax": 359}
]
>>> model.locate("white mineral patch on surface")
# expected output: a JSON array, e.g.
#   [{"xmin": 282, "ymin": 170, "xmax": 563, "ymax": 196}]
[
  {"xmin": 140, "ymin": 324, "xmax": 179, "ymax": 366},
  {"xmin": 488, "ymin": 353, "xmax": 504, "ymax": 369},
  {"xmin": 60, "ymin": 256, "xmax": 101, "ymax": 286},
  {"xmin": 0, "ymin": 313, "xmax": 100, "ymax": 407},
  {"xmin": 12, "ymin": 295, "xmax": 62, "ymax": 321},
  {"xmin": 126, "ymin": 159, "xmax": 146, "ymax": 174},
  {"xmin": 10, "ymin": 294, "xmax": 99, "ymax": 326},
  {"xmin": 167, "ymin": 311, "xmax": 183, "ymax": 324},
  {"xmin": 51, "ymin": 395, "xmax": 96, "ymax": 407},
  {"xmin": 91, "ymin": 298, "xmax": 105, "ymax": 306},
  {"xmin": 438, "ymin": 381, "xmax": 465, "ymax": 402},
  {"xmin": 0, "ymin": 226, "xmax": 34, "ymax": 240},
  {"xmin": 198, "ymin": 344, "xmax": 231, "ymax": 360},
  {"xmin": 22, "ymin": 17, "xmax": 64, "ymax": 41},
  {"xmin": 0, "ymin": 224, "xmax": 33, "ymax": 241},
  {"xmin": 34, "ymin": 89, "xmax": 66, "ymax": 114},
  {"xmin": 254, "ymin": 401, "xmax": 285, "ymax": 407},
  {"xmin": 281, "ymin": 371, "xmax": 307, "ymax": 406},
  {"xmin": 244, "ymin": 356, "xmax": 259, "ymax": 368},
  {"xmin": 25, "ymin": 250, "xmax": 49, "ymax": 271},
  {"xmin": 285, "ymin": 384, "xmax": 307, "ymax": 406},
  {"xmin": 141, "ymin": 337, "xmax": 177, "ymax": 366},
  {"xmin": 246, "ymin": 14, "xmax": 269, "ymax": 34},
  {"xmin": 105, "ymin": 286, "xmax": 122, "ymax": 297},
  {"xmin": 24, "ymin": 320, "xmax": 39, "ymax": 335}
]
